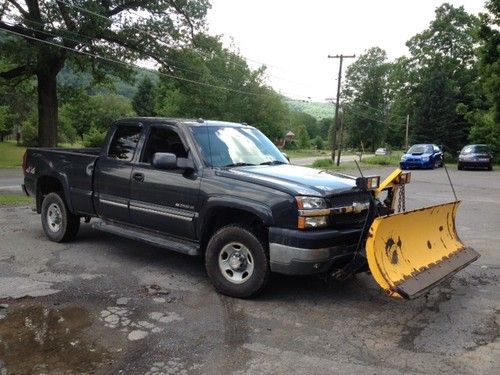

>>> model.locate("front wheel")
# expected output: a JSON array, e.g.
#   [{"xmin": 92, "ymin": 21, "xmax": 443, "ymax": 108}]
[
  {"xmin": 41, "ymin": 192, "xmax": 80, "ymax": 242},
  {"xmin": 205, "ymin": 225, "xmax": 270, "ymax": 298}
]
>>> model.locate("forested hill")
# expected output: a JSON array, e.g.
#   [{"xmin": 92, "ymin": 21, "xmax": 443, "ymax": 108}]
[{"xmin": 286, "ymin": 100, "xmax": 334, "ymax": 120}]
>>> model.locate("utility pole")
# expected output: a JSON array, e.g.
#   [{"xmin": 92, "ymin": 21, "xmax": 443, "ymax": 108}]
[
  {"xmin": 328, "ymin": 54, "xmax": 356, "ymax": 161},
  {"xmin": 336, "ymin": 107, "xmax": 344, "ymax": 166},
  {"xmin": 405, "ymin": 114, "xmax": 409, "ymax": 150}
]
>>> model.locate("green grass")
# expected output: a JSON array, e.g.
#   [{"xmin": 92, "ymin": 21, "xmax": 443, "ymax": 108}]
[
  {"xmin": 0, "ymin": 140, "xmax": 84, "ymax": 169},
  {"xmin": 0, "ymin": 193, "xmax": 33, "ymax": 206},
  {"xmin": 0, "ymin": 141, "xmax": 27, "ymax": 168},
  {"xmin": 360, "ymin": 152, "xmax": 403, "ymax": 167}
]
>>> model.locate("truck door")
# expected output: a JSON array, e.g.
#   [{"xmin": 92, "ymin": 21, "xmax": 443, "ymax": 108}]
[
  {"xmin": 129, "ymin": 125, "xmax": 200, "ymax": 239},
  {"xmin": 94, "ymin": 123, "xmax": 142, "ymax": 223}
]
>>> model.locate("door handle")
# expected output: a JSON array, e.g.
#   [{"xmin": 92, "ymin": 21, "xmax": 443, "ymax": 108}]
[{"xmin": 133, "ymin": 172, "xmax": 145, "ymax": 182}]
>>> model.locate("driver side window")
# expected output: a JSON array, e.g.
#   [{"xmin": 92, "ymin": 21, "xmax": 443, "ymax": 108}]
[{"xmin": 141, "ymin": 126, "xmax": 188, "ymax": 164}]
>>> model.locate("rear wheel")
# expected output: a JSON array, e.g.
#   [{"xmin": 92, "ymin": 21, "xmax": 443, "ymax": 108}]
[
  {"xmin": 41, "ymin": 192, "xmax": 80, "ymax": 242},
  {"xmin": 205, "ymin": 225, "xmax": 270, "ymax": 298}
]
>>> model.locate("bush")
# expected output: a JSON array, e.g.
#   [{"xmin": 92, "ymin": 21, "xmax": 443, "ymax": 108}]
[
  {"xmin": 314, "ymin": 136, "xmax": 325, "ymax": 150},
  {"xmin": 312, "ymin": 158, "xmax": 334, "ymax": 168},
  {"xmin": 83, "ymin": 126, "xmax": 106, "ymax": 147},
  {"xmin": 284, "ymin": 140, "xmax": 298, "ymax": 150},
  {"xmin": 21, "ymin": 115, "xmax": 38, "ymax": 147}
]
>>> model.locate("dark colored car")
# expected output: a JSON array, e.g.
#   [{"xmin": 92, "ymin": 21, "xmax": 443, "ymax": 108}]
[
  {"xmin": 458, "ymin": 144, "xmax": 493, "ymax": 171},
  {"xmin": 400, "ymin": 144, "xmax": 443, "ymax": 170}
]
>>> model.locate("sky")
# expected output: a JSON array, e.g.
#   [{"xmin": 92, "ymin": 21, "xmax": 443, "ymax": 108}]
[{"xmin": 207, "ymin": 0, "xmax": 486, "ymax": 102}]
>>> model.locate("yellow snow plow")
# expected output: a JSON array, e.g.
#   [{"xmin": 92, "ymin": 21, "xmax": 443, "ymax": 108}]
[{"xmin": 365, "ymin": 169, "xmax": 479, "ymax": 299}]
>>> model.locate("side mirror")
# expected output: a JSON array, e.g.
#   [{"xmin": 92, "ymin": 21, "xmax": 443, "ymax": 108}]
[
  {"xmin": 152, "ymin": 152, "xmax": 177, "ymax": 169},
  {"xmin": 281, "ymin": 152, "xmax": 290, "ymax": 162},
  {"xmin": 152, "ymin": 152, "xmax": 194, "ymax": 171}
]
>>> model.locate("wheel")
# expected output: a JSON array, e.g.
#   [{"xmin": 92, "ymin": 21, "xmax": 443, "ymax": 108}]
[
  {"xmin": 457, "ymin": 163, "xmax": 463, "ymax": 170},
  {"xmin": 487, "ymin": 164, "xmax": 492, "ymax": 171},
  {"xmin": 205, "ymin": 225, "xmax": 270, "ymax": 298},
  {"xmin": 41, "ymin": 192, "xmax": 80, "ymax": 242}
]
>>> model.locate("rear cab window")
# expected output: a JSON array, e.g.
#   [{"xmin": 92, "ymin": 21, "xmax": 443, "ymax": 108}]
[{"xmin": 108, "ymin": 125, "xmax": 142, "ymax": 161}]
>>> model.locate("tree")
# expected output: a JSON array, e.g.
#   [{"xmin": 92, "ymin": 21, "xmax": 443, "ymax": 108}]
[
  {"xmin": 343, "ymin": 47, "xmax": 390, "ymax": 151},
  {"xmin": 0, "ymin": 0, "xmax": 209, "ymax": 146},
  {"xmin": 132, "ymin": 77, "xmax": 156, "ymax": 116},
  {"xmin": 154, "ymin": 33, "xmax": 288, "ymax": 140},
  {"xmin": 297, "ymin": 126, "xmax": 310, "ymax": 149},
  {"xmin": 61, "ymin": 94, "xmax": 135, "ymax": 141},
  {"xmin": 464, "ymin": 0, "xmax": 500, "ymax": 151},
  {"xmin": 404, "ymin": 3, "xmax": 479, "ymax": 152}
]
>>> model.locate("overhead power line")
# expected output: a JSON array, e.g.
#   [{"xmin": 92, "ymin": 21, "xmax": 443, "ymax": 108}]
[{"xmin": 0, "ymin": 27, "xmax": 261, "ymax": 96}]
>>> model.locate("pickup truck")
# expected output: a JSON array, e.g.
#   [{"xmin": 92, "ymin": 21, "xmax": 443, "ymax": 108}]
[{"xmin": 24, "ymin": 117, "xmax": 477, "ymax": 299}]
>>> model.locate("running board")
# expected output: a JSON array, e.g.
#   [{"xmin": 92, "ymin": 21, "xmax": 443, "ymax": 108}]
[{"xmin": 92, "ymin": 220, "xmax": 200, "ymax": 256}]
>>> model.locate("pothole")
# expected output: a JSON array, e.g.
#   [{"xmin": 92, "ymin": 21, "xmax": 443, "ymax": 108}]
[{"xmin": 0, "ymin": 305, "xmax": 111, "ymax": 374}]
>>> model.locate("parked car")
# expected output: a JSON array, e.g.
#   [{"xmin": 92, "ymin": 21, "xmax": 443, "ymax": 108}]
[
  {"xmin": 458, "ymin": 144, "xmax": 493, "ymax": 171},
  {"xmin": 400, "ymin": 144, "xmax": 443, "ymax": 169},
  {"xmin": 375, "ymin": 148, "xmax": 390, "ymax": 156}
]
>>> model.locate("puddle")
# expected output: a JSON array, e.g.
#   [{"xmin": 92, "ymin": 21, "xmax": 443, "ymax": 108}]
[{"xmin": 0, "ymin": 305, "xmax": 111, "ymax": 374}]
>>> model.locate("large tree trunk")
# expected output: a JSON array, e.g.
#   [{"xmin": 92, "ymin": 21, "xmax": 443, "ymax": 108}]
[
  {"xmin": 36, "ymin": 48, "xmax": 65, "ymax": 147},
  {"xmin": 37, "ymin": 70, "xmax": 59, "ymax": 147}
]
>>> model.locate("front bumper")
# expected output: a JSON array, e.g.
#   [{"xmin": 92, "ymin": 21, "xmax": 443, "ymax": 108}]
[
  {"xmin": 269, "ymin": 227, "xmax": 362, "ymax": 275},
  {"xmin": 400, "ymin": 160, "xmax": 432, "ymax": 169}
]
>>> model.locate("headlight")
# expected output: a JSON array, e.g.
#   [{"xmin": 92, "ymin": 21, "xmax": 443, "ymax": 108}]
[
  {"xmin": 400, "ymin": 155, "xmax": 407, "ymax": 161},
  {"xmin": 295, "ymin": 196, "xmax": 327, "ymax": 210},
  {"xmin": 295, "ymin": 196, "xmax": 329, "ymax": 229},
  {"xmin": 422, "ymin": 156, "xmax": 429, "ymax": 162}
]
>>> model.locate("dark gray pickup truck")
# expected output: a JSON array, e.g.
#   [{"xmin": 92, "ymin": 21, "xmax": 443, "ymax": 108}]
[{"xmin": 23, "ymin": 118, "xmax": 380, "ymax": 298}]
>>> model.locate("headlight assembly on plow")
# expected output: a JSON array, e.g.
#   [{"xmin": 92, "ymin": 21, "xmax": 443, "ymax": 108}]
[{"xmin": 295, "ymin": 196, "xmax": 329, "ymax": 229}]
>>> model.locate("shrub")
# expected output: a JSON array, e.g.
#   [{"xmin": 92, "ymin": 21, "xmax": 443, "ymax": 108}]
[
  {"xmin": 312, "ymin": 158, "xmax": 334, "ymax": 168},
  {"xmin": 83, "ymin": 126, "xmax": 106, "ymax": 147}
]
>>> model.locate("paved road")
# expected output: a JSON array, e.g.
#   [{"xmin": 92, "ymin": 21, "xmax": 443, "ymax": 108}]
[
  {"xmin": 0, "ymin": 169, "xmax": 22, "ymax": 191},
  {"xmin": 290, "ymin": 153, "xmax": 371, "ymax": 166},
  {"xmin": 0, "ymin": 167, "xmax": 499, "ymax": 374}
]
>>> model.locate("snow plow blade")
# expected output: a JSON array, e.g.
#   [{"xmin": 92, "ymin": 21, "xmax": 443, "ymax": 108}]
[{"xmin": 366, "ymin": 201, "xmax": 479, "ymax": 299}]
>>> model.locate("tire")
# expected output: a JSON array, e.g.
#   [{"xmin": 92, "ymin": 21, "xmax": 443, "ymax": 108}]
[
  {"xmin": 41, "ymin": 192, "xmax": 80, "ymax": 242},
  {"xmin": 205, "ymin": 225, "xmax": 270, "ymax": 298},
  {"xmin": 458, "ymin": 163, "xmax": 463, "ymax": 170},
  {"xmin": 487, "ymin": 164, "xmax": 492, "ymax": 171}
]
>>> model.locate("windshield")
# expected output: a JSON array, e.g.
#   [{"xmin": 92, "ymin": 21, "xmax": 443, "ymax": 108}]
[
  {"xmin": 191, "ymin": 126, "xmax": 288, "ymax": 167},
  {"xmin": 408, "ymin": 144, "xmax": 433, "ymax": 154},
  {"xmin": 462, "ymin": 145, "xmax": 489, "ymax": 154}
]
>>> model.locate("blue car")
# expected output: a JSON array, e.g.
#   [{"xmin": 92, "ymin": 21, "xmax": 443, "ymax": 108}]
[{"xmin": 400, "ymin": 144, "xmax": 444, "ymax": 169}]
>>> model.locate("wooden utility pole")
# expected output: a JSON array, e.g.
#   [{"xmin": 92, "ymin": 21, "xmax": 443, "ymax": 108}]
[
  {"xmin": 336, "ymin": 107, "xmax": 345, "ymax": 166},
  {"xmin": 328, "ymin": 54, "xmax": 355, "ymax": 161},
  {"xmin": 405, "ymin": 114, "xmax": 409, "ymax": 150}
]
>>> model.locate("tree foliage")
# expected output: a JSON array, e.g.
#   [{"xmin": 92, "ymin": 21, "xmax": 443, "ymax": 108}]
[{"xmin": 0, "ymin": 0, "xmax": 209, "ymax": 146}]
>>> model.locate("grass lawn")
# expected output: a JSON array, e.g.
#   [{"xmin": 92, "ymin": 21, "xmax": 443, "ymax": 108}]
[
  {"xmin": 0, "ymin": 192, "xmax": 34, "ymax": 206},
  {"xmin": 0, "ymin": 141, "xmax": 26, "ymax": 168},
  {"xmin": 0, "ymin": 141, "xmax": 84, "ymax": 169}
]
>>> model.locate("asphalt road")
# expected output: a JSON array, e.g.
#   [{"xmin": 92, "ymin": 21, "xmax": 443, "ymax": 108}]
[
  {"xmin": 0, "ymin": 167, "xmax": 499, "ymax": 374},
  {"xmin": 0, "ymin": 169, "xmax": 23, "ymax": 191}
]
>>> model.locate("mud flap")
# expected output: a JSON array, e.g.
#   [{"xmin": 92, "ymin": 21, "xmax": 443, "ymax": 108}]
[{"xmin": 365, "ymin": 201, "xmax": 480, "ymax": 299}]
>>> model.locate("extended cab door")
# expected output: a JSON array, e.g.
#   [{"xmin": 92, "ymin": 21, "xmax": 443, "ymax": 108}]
[
  {"xmin": 94, "ymin": 123, "xmax": 142, "ymax": 223},
  {"xmin": 129, "ymin": 124, "xmax": 201, "ymax": 239}
]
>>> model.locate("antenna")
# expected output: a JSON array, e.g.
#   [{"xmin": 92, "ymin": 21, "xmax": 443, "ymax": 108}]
[{"xmin": 443, "ymin": 163, "xmax": 458, "ymax": 201}]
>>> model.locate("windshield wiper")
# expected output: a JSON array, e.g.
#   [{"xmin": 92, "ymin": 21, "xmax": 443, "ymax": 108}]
[
  {"xmin": 259, "ymin": 160, "xmax": 287, "ymax": 165},
  {"xmin": 222, "ymin": 162, "xmax": 256, "ymax": 168}
]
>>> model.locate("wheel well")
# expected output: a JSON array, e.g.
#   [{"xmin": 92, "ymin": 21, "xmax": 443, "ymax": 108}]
[
  {"xmin": 36, "ymin": 176, "xmax": 64, "ymax": 213},
  {"xmin": 200, "ymin": 207, "xmax": 267, "ymax": 253}
]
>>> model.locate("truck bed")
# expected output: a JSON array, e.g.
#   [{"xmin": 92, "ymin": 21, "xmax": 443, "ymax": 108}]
[{"xmin": 24, "ymin": 147, "xmax": 101, "ymax": 216}]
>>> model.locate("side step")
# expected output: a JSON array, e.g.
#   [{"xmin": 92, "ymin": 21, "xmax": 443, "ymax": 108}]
[{"xmin": 92, "ymin": 220, "xmax": 200, "ymax": 256}]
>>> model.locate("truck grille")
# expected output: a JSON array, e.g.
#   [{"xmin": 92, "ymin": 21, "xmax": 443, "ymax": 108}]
[{"xmin": 326, "ymin": 191, "xmax": 373, "ymax": 229}]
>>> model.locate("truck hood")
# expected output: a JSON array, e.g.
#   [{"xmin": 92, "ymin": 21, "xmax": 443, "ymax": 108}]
[{"xmin": 217, "ymin": 164, "xmax": 358, "ymax": 196}]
